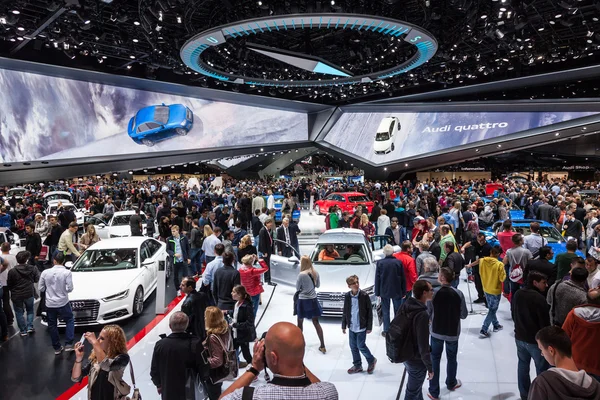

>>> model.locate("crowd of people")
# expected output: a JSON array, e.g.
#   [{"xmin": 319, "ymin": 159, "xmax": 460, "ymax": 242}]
[{"xmin": 1, "ymin": 174, "xmax": 600, "ymax": 400}]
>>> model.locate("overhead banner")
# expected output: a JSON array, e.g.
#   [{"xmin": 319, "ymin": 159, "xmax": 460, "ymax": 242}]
[
  {"xmin": 0, "ymin": 68, "xmax": 307, "ymax": 163},
  {"xmin": 323, "ymin": 111, "xmax": 598, "ymax": 165}
]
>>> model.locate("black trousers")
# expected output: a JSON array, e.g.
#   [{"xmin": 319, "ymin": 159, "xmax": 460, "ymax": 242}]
[
  {"xmin": 2, "ymin": 286, "xmax": 13, "ymax": 323},
  {"xmin": 205, "ymin": 381, "xmax": 222, "ymax": 400},
  {"xmin": 263, "ymin": 254, "xmax": 271, "ymax": 283},
  {"xmin": 234, "ymin": 339, "xmax": 253, "ymax": 364},
  {"xmin": 473, "ymin": 265, "xmax": 485, "ymax": 300}
]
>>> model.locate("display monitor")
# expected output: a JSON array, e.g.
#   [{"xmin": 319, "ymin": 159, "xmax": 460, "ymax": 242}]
[
  {"xmin": 0, "ymin": 68, "xmax": 308, "ymax": 163},
  {"xmin": 323, "ymin": 111, "xmax": 598, "ymax": 165}
]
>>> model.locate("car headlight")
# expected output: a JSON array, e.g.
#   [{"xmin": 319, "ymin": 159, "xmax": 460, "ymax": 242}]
[
  {"xmin": 180, "ymin": 120, "xmax": 187, "ymax": 126},
  {"xmin": 364, "ymin": 285, "xmax": 375, "ymax": 296},
  {"xmin": 102, "ymin": 290, "xmax": 129, "ymax": 302}
]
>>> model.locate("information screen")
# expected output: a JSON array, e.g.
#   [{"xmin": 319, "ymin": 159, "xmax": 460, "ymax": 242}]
[
  {"xmin": 324, "ymin": 111, "xmax": 598, "ymax": 165},
  {"xmin": 0, "ymin": 68, "xmax": 308, "ymax": 163}
]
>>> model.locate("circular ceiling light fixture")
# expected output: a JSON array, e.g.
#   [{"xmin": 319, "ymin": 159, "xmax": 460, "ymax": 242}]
[{"xmin": 181, "ymin": 13, "xmax": 437, "ymax": 87}]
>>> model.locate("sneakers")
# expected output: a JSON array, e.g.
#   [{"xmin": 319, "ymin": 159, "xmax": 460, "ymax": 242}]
[
  {"xmin": 367, "ymin": 358, "xmax": 377, "ymax": 374},
  {"xmin": 55, "ymin": 346, "xmax": 64, "ymax": 355},
  {"xmin": 318, "ymin": 346, "xmax": 327, "ymax": 354},
  {"xmin": 347, "ymin": 366, "xmax": 364, "ymax": 374},
  {"xmin": 239, "ymin": 361, "xmax": 248, "ymax": 369},
  {"xmin": 473, "ymin": 298, "xmax": 486, "ymax": 304},
  {"xmin": 65, "ymin": 344, "xmax": 75, "ymax": 352},
  {"xmin": 479, "ymin": 329, "xmax": 490, "ymax": 338},
  {"xmin": 493, "ymin": 325, "xmax": 503, "ymax": 332},
  {"xmin": 381, "ymin": 331, "xmax": 387, "ymax": 338},
  {"xmin": 27, "ymin": 328, "xmax": 35, "ymax": 334},
  {"xmin": 449, "ymin": 379, "xmax": 462, "ymax": 391},
  {"xmin": 20, "ymin": 332, "xmax": 28, "ymax": 337},
  {"xmin": 427, "ymin": 393, "xmax": 440, "ymax": 400}
]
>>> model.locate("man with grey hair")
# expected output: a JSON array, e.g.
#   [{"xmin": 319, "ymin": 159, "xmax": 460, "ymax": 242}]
[
  {"xmin": 151, "ymin": 311, "xmax": 207, "ymax": 399},
  {"xmin": 416, "ymin": 241, "xmax": 436, "ymax": 277},
  {"xmin": 276, "ymin": 217, "xmax": 300, "ymax": 257},
  {"xmin": 418, "ymin": 257, "xmax": 441, "ymax": 289},
  {"xmin": 375, "ymin": 244, "xmax": 407, "ymax": 337}
]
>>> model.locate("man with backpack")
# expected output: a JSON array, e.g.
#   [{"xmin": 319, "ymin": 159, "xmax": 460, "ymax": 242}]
[{"xmin": 386, "ymin": 280, "xmax": 434, "ymax": 400}]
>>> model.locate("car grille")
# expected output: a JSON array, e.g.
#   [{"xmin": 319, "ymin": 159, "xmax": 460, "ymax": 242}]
[
  {"xmin": 317, "ymin": 292, "xmax": 345, "ymax": 315},
  {"xmin": 66, "ymin": 300, "xmax": 100, "ymax": 324}
]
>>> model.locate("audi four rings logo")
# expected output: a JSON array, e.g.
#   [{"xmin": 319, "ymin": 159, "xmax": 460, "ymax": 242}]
[
  {"xmin": 328, "ymin": 294, "xmax": 344, "ymax": 302},
  {"xmin": 71, "ymin": 301, "xmax": 89, "ymax": 309}
]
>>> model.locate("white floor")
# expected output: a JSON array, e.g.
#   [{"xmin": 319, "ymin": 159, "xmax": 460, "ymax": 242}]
[{"xmin": 71, "ymin": 211, "xmax": 530, "ymax": 400}]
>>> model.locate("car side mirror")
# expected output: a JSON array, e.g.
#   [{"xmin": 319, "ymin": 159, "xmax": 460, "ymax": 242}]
[
  {"xmin": 288, "ymin": 256, "xmax": 300, "ymax": 264},
  {"xmin": 98, "ymin": 223, "xmax": 106, "ymax": 228},
  {"xmin": 142, "ymin": 259, "xmax": 153, "ymax": 267},
  {"xmin": 65, "ymin": 261, "xmax": 73, "ymax": 269}
]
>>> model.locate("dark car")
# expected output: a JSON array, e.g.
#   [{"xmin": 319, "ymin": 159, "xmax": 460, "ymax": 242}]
[{"xmin": 127, "ymin": 103, "xmax": 194, "ymax": 146}]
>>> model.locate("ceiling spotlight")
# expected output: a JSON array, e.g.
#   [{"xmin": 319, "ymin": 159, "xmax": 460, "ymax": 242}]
[
  {"xmin": 129, "ymin": 55, "xmax": 136, "ymax": 59},
  {"xmin": 11, "ymin": 10, "xmax": 20, "ymax": 15},
  {"xmin": 158, "ymin": 11, "xmax": 163, "ymax": 21},
  {"xmin": 257, "ymin": 1, "xmax": 262, "ymax": 5},
  {"xmin": 133, "ymin": 20, "xmax": 140, "ymax": 25},
  {"xmin": 171, "ymin": 165, "xmax": 175, "ymax": 168},
  {"xmin": 143, "ymin": 169, "xmax": 148, "ymax": 173},
  {"xmin": 260, "ymin": 148, "xmax": 264, "ymax": 151},
  {"xmin": 404, "ymin": 163, "xmax": 409, "ymax": 167},
  {"xmin": 480, "ymin": 14, "xmax": 488, "ymax": 19},
  {"xmin": 17, "ymin": 26, "xmax": 24, "ymax": 31},
  {"xmin": 555, "ymin": 132, "xmax": 560, "ymax": 136},
  {"xmin": 132, "ymin": 38, "xmax": 139, "ymax": 43},
  {"xmin": 97, "ymin": 57, "xmax": 103, "ymax": 63},
  {"xmin": 331, "ymin": 0, "xmax": 335, "ymax": 4},
  {"xmin": 499, "ymin": 7, "xmax": 507, "ymax": 11},
  {"xmin": 475, "ymin": 148, "xmax": 480, "ymax": 152},
  {"xmin": 128, "ymin": 171, "xmax": 133, "ymax": 175},
  {"xmin": 195, "ymin": 162, "xmax": 199, "ymax": 166},
  {"xmin": 383, "ymin": 167, "xmax": 388, "ymax": 171},
  {"xmin": 112, "ymin": 173, "xmax": 118, "ymax": 176},
  {"xmin": 497, "ymin": 144, "xmax": 502, "ymax": 148},
  {"xmin": 176, "ymin": 15, "xmax": 182, "ymax": 23},
  {"xmin": 157, "ymin": 167, "xmax": 162, "ymax": 170},
  {"xmin": 126, "ymin": 65, "xmax": 132, "ymax": 69}
]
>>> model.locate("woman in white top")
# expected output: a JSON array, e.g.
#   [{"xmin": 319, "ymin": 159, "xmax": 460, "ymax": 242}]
[{"xmin": 377, "ymin": 209, "xmax": 391, "ymax": 236}]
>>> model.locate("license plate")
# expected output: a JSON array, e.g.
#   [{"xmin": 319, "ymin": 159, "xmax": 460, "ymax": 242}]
[
  {"xmin": 73, "ymin": 310, "xmax": 93, "ymax": 319},
  {"xmin": 323, "ymin": 301, "xmax": 341, "ymax": 309}
]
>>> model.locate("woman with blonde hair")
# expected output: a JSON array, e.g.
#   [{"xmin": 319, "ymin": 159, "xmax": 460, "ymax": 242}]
[
  {"xmin": 237, "ymin": 234, "xmax": 257, "ymax": 262},
  {"xmin": 295, "ymin": 256, "xmax": 326, "ymax": 353},
  {"xmin": 71, "ymin": 325, "xmax": 131, "ymax": 400},
  {"xmin": 359, "ymin": 213, "xmax": 375, "ymax": 239},
  {"xmin": 204, "ymin": 306, "xmax": 232, "ymax": 400},
  {"xmin": 79, "ymin": 224, "xmax": 100, "ymax": 251}
]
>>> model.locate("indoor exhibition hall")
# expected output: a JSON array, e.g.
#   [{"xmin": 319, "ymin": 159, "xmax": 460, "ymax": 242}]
[{"xmin": 1, "ymin": 1, "xmax": 600, "ymax": 400}]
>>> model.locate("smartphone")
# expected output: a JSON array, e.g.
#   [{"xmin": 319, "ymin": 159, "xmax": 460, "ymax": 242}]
[{"xmin": 79, "ymin": 334, "xmax": 86, "ymax": 346}]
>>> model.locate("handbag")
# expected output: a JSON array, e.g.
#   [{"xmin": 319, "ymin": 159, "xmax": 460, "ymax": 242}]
[
  {"xmin": 128, "ymin": 361, "xmax": 142, "ymax": 400},
  {"xmin": 208, "ymin": 333, "xmax": 239, "ymax": 384},
  {"xmin": 292, "ymin": 290, "xmax": 301, "ymax": 316},
  {"xmin": 185, "ymin": 338, "xmax": 207, "ymax": 400}
]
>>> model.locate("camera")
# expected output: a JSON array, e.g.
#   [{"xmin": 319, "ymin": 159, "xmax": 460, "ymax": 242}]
[{"xmin": 261, "ymin": 331, "xmax": 268, "ymax": 370}]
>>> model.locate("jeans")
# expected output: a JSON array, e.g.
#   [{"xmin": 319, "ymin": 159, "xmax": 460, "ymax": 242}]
[
  {"xmin": 46, "ymin": 303, "xmax": 75, "ymax": 350},
  {"xmin": 234, "ymin": 339, "xmax": 253, "ymax": 364},
  {"xmin": 451, "ymin": 277, "xmax": 460, "ymax": 288},
  {"xmin": 189, "ymin": 248, "xmax": 202, "ymax": 275},
  {"xmin": 251, "ymin": 294, "xmax": 260, "ymax": 318},
  {"xmin": 0, "ymin": 287, "xmax": 7, "ymax": 337},
  {"xmin": 254, "ymin": 236, "xmax": 260, "ymax": 257},
  {"xmin": 381, "ymin": 296, "xmax": 404, "ymax": 333},
  {"xmin": 173, "ymin": 261, "xmax": 187, "ymax": 288},
  {"xmin": 349, "ymin": 330, "xmax": 375, "ymax": 368},
  {"xmin": 503, "ymin": 264, "xmax": 511, "ymax": 295},
  {"xmin": 429, "ymin": 337, "xmax": 459, "ymax": 398},
  {"xmin": 404, "ymin": 359, "xmax": 427, "ymax": 400},
  {"xmin": 516, "ymin": 339, "xmax": 549, "ymax": 399},
  {"xmin": 205, "ymin": 255, "xmax": 215, "ymax": 265},
  {"xmin": 481, "ymin": 293, "xmax": 501, "ymax": 333},
  {"xmin": 13, "ymin": 297, "xmax": 34, "ymax": 334}
]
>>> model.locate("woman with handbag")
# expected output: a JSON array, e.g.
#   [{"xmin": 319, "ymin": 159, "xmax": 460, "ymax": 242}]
[
  {"xmin": 203, "ymin": 306, "xmax": 234, "ymax": 400},
  {"xmin": 229, "ymin": 285, "xmax": 256, "ymax": 369},
  {"xmin": 71, "ymin": 325, "xmax": 135, "ymax": 400},
  {"xmin": 295, "ymin": 256, "xmax": 326, "ymax": 354}
]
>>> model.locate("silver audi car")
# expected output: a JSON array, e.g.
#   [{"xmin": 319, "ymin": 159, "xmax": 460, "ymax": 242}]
[{"xmin": 269, "ymin": 228, "xmax": 400, "ymax": 316}]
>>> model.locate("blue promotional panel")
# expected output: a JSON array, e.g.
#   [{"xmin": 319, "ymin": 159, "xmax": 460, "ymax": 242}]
[
  {"xmin": 323, "ymin": 111, "xmax": 599, "ymax": 165},
  {"xmin": 0, "ymin": 68, "xmax": 308, "ymax": 163}
]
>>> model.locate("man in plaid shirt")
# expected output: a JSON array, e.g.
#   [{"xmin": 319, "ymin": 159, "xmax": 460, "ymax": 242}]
[{"xmin": 220, "ymin": 322, "xmax": 338, "ymax": 400}]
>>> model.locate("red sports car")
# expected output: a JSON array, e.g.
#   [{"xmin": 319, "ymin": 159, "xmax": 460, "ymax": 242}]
[{"xmin": 314, "ymin": 192, "xmax": 374, "ymax": 215}]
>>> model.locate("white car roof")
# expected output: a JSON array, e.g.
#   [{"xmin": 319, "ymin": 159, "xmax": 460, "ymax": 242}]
[
  {"xmin": 113, "ymin": 211, "xmax": 137, "ymax": 216},
  {"xmin": 47, "ymin": 201, "xmax": 75, "ymax": 207},
  {"xmin": 88, "ymin": 237, "xmax": 151, "ymax": 249},
  {"xmin": 43, "ymin": 191, "xmax": 72, "ymax": 198},
  {"xmin": 317, "ymin": 228, "xmax": 368, "ymax": 244},
  {"xmin": 377, "ymin": 117, "xmax": 395, "ymax": 132}
]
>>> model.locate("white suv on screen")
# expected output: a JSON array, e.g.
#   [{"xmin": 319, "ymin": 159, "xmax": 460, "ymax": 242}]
[{"xmin": 374, "ymin": 117, "xmax": 400, "ymax": 155}]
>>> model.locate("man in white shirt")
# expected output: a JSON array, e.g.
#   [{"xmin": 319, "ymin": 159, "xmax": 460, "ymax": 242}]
[
  {"xmin": 202, "ymin": 243, "xmax": 225, "ymax": 304},
  {"xmin": 524, "ymin": 222, "xmax": 546, "ymax": 257},
  {"xmin": 0, "ymin": 242, "xmax": 16, "ymax": 326},
  {"xmin": 202, "ymin": 226, "xmax": 222, "ymax": 264},
  {"xmin": 266, "ymin": 190, "xmax": 275, "ymax": 210},
  {"xmin": 39, "ymin": 252, "xmax": 74, "ymax": 355}
]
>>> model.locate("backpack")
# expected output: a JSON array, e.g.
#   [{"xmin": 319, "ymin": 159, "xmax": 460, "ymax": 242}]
[
  {"xmin": 385, "ymin": 305, "xmax": 417, "ymax": 364},
  {"xmin": 508, "ymin": 250, "xmax": 524, "ymax": 284}
]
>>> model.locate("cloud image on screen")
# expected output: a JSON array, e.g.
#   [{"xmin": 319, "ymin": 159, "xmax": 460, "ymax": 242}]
[
  {"xmin": 0, "ymin": 68, "xmax": 307, "ymax": 163},
  {"xmin": 324, "ymin": 111, "xmax": 598, "ymax": 165}
]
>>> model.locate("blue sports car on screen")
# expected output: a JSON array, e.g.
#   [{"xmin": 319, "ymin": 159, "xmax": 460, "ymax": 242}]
[{"xmin": 128, "ymin": 103, "xmax": 194, "ymax": 146}]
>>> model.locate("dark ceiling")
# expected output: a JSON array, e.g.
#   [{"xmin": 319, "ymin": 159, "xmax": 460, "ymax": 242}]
[{"xmin": 1, "ymin": 0, "xmax": 600, "ymax": 104}]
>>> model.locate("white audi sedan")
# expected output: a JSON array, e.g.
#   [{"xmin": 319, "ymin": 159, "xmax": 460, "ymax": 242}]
[
  {"xmin": 373, "ymin": 116, "xmax": 400, "ymax": 155},
  {"xmin": 44, "ymin": 237, "xmax": 166, "ymax": 326},
  {"xmin": 87, "ymin": 210, "xmax": 149, "ymax": 239}
]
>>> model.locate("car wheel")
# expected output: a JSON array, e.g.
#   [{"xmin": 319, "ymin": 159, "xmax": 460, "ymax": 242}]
[
  {"xmin": 315, "ymin": 205, "xmax": 320, "ymax": 215},
  {"xmin": 141, "ymin": 139, "xmax": 155, "ymax": 147},
  {"xmin": 175, "ymin": 128, "xmax": 188, "ymax": 136},
  {"xmin": 132, "ymin": 287, "xmax": 144, "ymax": 316}
]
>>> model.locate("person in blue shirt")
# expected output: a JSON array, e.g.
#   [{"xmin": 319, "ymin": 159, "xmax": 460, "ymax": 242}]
[
  {"xmin": 342, "ymin": 274, "xmax": 376, "ymax": 375},
  {"xmin": 166, "ymin": 225, "xmax": 190, "ymax": 296}
]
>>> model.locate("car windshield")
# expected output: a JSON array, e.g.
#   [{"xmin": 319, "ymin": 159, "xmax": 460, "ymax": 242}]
[
  {"xmin": 495, "ymin": 225, "xmax": 564, "ymax": 243},
  {"xmin": 45, "ymin": 194, "xmax": 71, "ymax": 202},
  {"xmin": 72, "ymin": 249, "xmax": 138, "ymax": 272},
  {"xmin": 154, "ymin": 106, "xmax": 170, "ymax": 124},
  {"xmin": 8, "ymin": 189, "xmax": 25, "ymax": 197},
  {"xmin": 348, "ymin": 195, "xmax": 369, "ymax": 203},
  {"xmin": 313, "ymin": 243, "xmax": 369, "ymax": 264},
  {"xmin": 111, "ymin": 215, "xmax": 132, "ymax": 226},
  {"xmin": 375, "ymin": 132, "xmax": 390, "ymax": 141}
]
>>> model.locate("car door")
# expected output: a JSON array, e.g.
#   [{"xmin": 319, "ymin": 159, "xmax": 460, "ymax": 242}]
[
  {"xmin": 139, "ymin": 241, "xmax": 155, "ymax": 293},
  {"xmin": 145, "ymin": 239, "xmax": 163, "ymax": 289},
  {"xmin": 88, "ymin": 216, "xmax": 109, "ymax": 239},
  {"xmin": 269, "ymin": 250, "xmax": 301, "ymax": 286}
]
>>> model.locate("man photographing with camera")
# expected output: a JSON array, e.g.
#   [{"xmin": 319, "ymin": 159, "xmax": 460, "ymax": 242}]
[{"xmin": 219, "ymin": 321, "xmax": 338, "ymax": 399}]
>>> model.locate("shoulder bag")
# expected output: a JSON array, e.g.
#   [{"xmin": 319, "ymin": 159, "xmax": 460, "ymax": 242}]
[
  {"xmin": 128, "ymin": 360, "xmax": 142, "ymax": 400},
  {"xmin": 209, "ymin": 333, "xmax": 239, "ymax": 384}
]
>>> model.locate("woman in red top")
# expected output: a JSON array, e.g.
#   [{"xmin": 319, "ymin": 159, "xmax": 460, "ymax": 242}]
[
  {"xmin": 238, "ymin": 254, "xmax": 269, "ymax": 317},
  {"xmin": 359, "ymin": 214, "xmax": 375, "ymax": 239},
  {"xmin": 497, "ymin": 219, "xmax": 516, "ymax": 259}
]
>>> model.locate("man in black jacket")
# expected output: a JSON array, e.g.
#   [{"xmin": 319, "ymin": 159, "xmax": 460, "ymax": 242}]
[
  {"xmin": 258, "ymin": 218, "xmax": 274, "ymax": 284},
  {"xmin": 427, "ymin": 230, "xmax": 442, "ymax": 262},
  {"xmin": 374, "ymin": 245, "xmax": 406, "ymax": 336},
  {"xmin": 44, "ymin": 216, "xmax": 64, "ymax": 258},
  {"xmin": 150, "ymin": 311, "xmax": 207, "ymax": 400},
  {"xmin": 462, "ymin": 232, "xmax": 492, "ymax": 304},
  {"xmin": 180, "ymin": 277, "xmax": 208, "ymax": 341},
  {"xmin": 7, "ymin": 251, "xmax": 40, "ymax": 336},
  {"xmin": 342, "ymin": 274, "xmax": 376, "ymax": 375},
  {"xmin": 427, "ymin": 268, "xmax": 467, "ymax": 400},
  {"xmin": 24, "ymin": 223, "xmax": 42, "ymax": 267},
  {"xmin": 401, "ymin": 280, "xmax": 434, "ymax": 399},
  {"xmin": 166, "ymin": 225, "xmax": 191, "ymax": 296},
  {"xmin": 525, "ymin": 246, "xmax": 557, "ymax": 291},
  {"xmin": 512, "ymin": 271, "xmax": 551, "ymax": 400},
  {"xmin": 212, "ymin": 251, "xmax": 240, "ymax": 311},
  {"xmin": 442, "ymin": 242, "xmax": 464, "ymax": 289}
]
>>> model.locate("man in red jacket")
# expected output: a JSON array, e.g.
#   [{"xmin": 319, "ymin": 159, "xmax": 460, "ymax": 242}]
[
  {"xmin": 562, "ymin": 288, "xmax": 600, "ymax": 381},
  {"xmin": 394, "ymin": 241, "xmax": 418, "ymax": 296}
]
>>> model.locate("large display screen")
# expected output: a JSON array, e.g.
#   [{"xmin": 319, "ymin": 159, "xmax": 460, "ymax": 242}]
[
  {"xmin": 0, "ymin": 69, "xmax": 308, "ymax": 163},
  {"xmin": 324, "ymin": 111, "xmax": 598, "ymax": 165}
]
